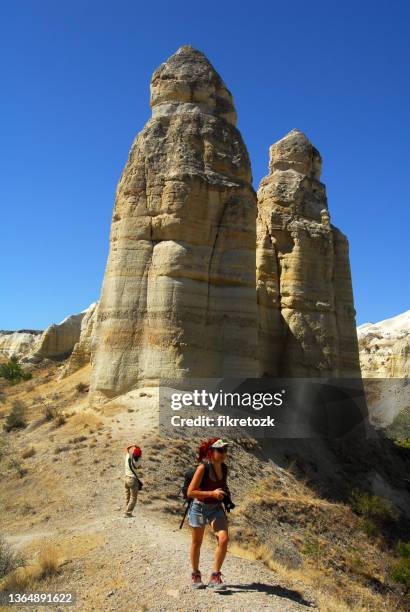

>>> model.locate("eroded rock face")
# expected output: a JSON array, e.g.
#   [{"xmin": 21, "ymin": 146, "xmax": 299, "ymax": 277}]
[
  {"xmin": 257, "ymin": 129, "xmax": 361, "ymax": 377},
  {"xmin": 24, "ymin": 307, "xmax": 91, "ymax": 363},
  {"xmin": 0, "ymin": 306, "xmax": 94, "ymax": 363},
  {"xmin": 0, "ymin": 330, "xmax": 42, "ymax": 359},
  {"xmin": 89, "ymin": 46, "xmax": 259, "ymax": 406},
  {"xmin": 59, "ymin": 302, "xmax": 98, "ymax": 378}
]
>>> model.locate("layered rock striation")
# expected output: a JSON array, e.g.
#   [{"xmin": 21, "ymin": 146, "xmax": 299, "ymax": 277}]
[
  {"xmin": 257, "ymin": 129, "xmax": 360, "ymax": 377},
  {"xmin": 89, "ymin": 46, "xmax": 259, "ymax": 406},
  {"xmin": 59, "ymin": 302, "xmax": 98, "ymax": 378},
  {"xmin": 0, "ymin": 305, "xmax": 93, "ymax": 364},
  {"xmin": 24, "ymin": 307, "xmax": 92, "ymax": 363}
]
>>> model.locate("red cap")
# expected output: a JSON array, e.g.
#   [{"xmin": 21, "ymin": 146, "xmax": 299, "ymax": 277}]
[{"xmin": 133, "ymin": 446, "xmax": 142, "ymax": 458}]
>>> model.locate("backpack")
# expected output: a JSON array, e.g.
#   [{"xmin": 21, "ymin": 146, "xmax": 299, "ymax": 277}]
[{"xmin": 181, "ymin": 461, "xmax": 228, "ymax": 500}]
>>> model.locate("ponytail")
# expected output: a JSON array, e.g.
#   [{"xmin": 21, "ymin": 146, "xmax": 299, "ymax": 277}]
[{"xmin": 196, "ymin": 437, "xmax": 219, "ymax": 462}]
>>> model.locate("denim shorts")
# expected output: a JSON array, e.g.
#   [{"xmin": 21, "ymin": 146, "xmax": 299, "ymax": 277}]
[{"xmin": 188, "ymin": 500, "xmax": 226, "ymax": 527}]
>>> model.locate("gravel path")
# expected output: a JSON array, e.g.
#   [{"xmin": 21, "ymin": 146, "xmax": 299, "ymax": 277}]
[
  {"xmin": 9, "ymin": 505, "xmax": 316, "ymax": 611},
  {"xmin": 2, "ymin": 384, "xmax": 317, "ymax": 611},
  {"xmin": 100, "ymin": 510, "xmax": 316, "ymax": 611}
]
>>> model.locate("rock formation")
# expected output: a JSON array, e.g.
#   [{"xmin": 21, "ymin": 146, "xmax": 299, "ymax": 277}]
[
  {"xmin": 257, "ymin": 129, "xmax": 360, "ymax": 377},
  {"xmin": 59, "ymin": 302, "xmax": 98, "ymax": 378},
  {"xmin": 0, "ymin": 329, "xmax": 42, "ymax": 359},
  {"xmin": 23, "ymin": 306, "xmax": 93, "ymax": 363},
  {"xmin": 89, "ymin": 45, "xmax": 259, "ymax": 406},
  {"xmin": 358, "ymin": 310, "xmax": 410, "ymax": 378}
]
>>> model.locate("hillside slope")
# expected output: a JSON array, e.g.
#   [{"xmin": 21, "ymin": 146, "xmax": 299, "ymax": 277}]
[{"xmin": 1, "ymin": 362, "xmax": 409, "ymax": 611}]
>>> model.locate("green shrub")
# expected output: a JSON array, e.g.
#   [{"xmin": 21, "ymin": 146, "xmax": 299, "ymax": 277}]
[
  {"xmin": 396, "ymin": 541, "xmax": 410, "ymax": 558},
  {"xmin": 390, "ymin": 559, "xmax": 410, "ymax": 594},
  {"xmin": 4, "ymin": 400, "xmax": 27, "ymax": 432},
  {"xmin": 390, "ymin": 541, "xmax": 410, "ymax": 598},
  {"xmin": 302, "ymin": 538, "xmax": 324, "ymax": 569},
  {"xmin": 0, "ymin": 534, "xmax": 25, "ymax": 578},
  {"xmin": 75, "ymin": 382, "xmax": 89, "ymax": 394},
  {"xmin": 0, "ymin": 357, "xmax": 32, "ymax": 385},
  {"xmin": 350, "ymin": 488, "xmax": 399, "ymax": 524},
  {"xmin": 387, "ymin": 406, "xmax": 410, "ymax": 446},
  {"xmin": 359, "ymin": 517, "xmax": 379, "ymax": 537}
]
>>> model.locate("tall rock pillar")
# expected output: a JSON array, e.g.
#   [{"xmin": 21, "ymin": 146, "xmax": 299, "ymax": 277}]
[
  {"xmin": 90, "ymin": 46, "xmax": 259, "ymax": 406},
  {"xmin": 257, "ymin": 129, "xmax": 361, "ymax": 377}
]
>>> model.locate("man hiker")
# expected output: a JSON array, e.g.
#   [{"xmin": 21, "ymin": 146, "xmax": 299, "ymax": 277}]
[{"xmin": 124, "ymin": 444, "xmax": 142, "ymax": 517}]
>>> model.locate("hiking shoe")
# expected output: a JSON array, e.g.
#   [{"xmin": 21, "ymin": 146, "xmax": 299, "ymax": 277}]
[
  {"xmin": 208, "ymin": 571, "xmax": 226, "ymax": 591},
  {"xmin": 124, "ymin": 512, "xmax": 133, "ymax": 518},
  {"xmin": 191, "ymin": 570, "xmax": 205, "ymax": 589}
]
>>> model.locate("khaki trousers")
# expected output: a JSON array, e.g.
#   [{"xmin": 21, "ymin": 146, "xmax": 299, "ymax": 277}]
[{"xmin": 125, "ymin": 476, "xmax": 139, "ymax": 514}]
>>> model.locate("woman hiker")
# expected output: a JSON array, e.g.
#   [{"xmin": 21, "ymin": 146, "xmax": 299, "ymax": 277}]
[{"xmin": 187, "ymin": 437, "xmax": 230, "ymax": 591}]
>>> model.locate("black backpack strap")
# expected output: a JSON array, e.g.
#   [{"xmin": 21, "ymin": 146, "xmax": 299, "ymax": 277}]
[
  {"xmin": 222, "ymin": 463, "xmax": 230, "ymax": 494},
  {"xmin": 128, "ymin": 455, "xmax": 139, "ymax": 479},
  {"xmin": 200, "ymin": 461, "xmax": 210, "ymax": 487}
]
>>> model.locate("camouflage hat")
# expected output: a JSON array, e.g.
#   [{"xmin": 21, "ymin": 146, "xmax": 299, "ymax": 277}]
[{"xmin": 210, "ymin": 438, "xmax": 229, "ymax": 449}]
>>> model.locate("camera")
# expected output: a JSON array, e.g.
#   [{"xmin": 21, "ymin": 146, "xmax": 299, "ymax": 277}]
[{"xmin": 223, "ymin": 487, "xmax": 236, "ymax": 512}]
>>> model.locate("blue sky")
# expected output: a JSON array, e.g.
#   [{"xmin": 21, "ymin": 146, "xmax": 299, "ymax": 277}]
[{"xmin": 1, "ymin": 0, "xmax": 409, "ymax": 329}]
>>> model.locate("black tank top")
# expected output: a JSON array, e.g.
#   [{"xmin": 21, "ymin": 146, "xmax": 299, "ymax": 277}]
[{"xmin": 199, "ymin": 462, "xmax": 226, "ymax": 504}]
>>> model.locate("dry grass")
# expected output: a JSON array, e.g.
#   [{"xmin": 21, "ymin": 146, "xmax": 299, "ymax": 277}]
[
  {"xmin": 22, "ymin": 445, "xmax": 36, "ymax": 459},
  {"xmin": 2, "ymin": 565, "xmax": 36, "ymax": 591},
  {"xmin": 1, "ymin": 542, "xmax": 61, "ymax": 592},
  {"xmin": 229, "ymin": 541, "xmax": 395, "ymax": 611},
  {"xmin": 37, "ymin": 544, "xmax": 60, "ymax": 578},
  {"xmin": 229, "ymin": 471, "xmax": 406, "ymax": 611},
  {"xmin": 64, "ymin": 412, "xmax": 103, "ymax": 434},
  {"xmin": 1, "ymin": 360, "xmax": 406, "ymax": 610}
]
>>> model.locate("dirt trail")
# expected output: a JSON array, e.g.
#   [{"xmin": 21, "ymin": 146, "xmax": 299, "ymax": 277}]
[
  {"xmin": 8, "ymin": 503, "xmax": 316, "ymax": 611},
  {"xmin": 1, "ymin": 370, "xmax": 317, "ymax": 610}
]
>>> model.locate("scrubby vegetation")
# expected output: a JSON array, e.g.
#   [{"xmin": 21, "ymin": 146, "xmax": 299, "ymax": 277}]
[
  {"xmin": 0, "ymin": 357, "xmax": 32, "ymax": 385},
  {"xmin": 350, "ymin": 488, "xmax": 400, "ymax": 536},
  {"xmin": 0, "ymin": 433, "xmax": 8, "ymax": 460},
  {"xmin": 387, "ymin": 406, "xmax": 410, "ymax": 448},
  {"xmin": 0, "ymin": 535, "xmax": 25, "ymax": 579},
  {"xmin": 4, "ymin": 400, "xmax": 27, "ymax": 432},
  {"xmin": 0, "ymin": 540, "xmax": 60, "ymax": 593},
  {"xmin": 42, "ymin": 403, "xmax": 66, "ymax": 427},
  {"xmin": 390, "ymin": 541, "xmax": 410, "ymax": 603},
  {"xmin": 8, "ymin": 457, "xmax": 28, "ymax": 478},
  {"xmin": 75, "ymin": 382, "xmax": 89, "ymax": 394}
]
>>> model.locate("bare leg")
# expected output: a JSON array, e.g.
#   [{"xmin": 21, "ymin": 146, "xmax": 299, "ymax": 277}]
[
  {"xmin": 212, "ymin": 520, "xmax": 229, "ymax": 572},
  {"xmin": 190, "ymin": 526, "xmax": 205, "ymax": 571}
]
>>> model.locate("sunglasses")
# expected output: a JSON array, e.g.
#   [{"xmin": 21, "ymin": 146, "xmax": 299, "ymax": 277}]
[{"xmin": 213, "ymin": 447, "xmax": 228, "ymax": 453}]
